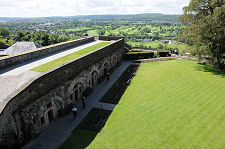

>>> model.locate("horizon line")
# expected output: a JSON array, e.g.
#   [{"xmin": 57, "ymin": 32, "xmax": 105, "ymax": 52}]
[{"xmin": 0, "ymin": 12, "xmax": 182, "ymax": 19}]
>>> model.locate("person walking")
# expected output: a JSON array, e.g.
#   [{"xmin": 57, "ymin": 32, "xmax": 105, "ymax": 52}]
[
  {"xmin": 82, "ymin": 96, "xmax": 86, "ymax": 109},
  {"xmin": 72, "ymin": 105, "xmax": 77, "ymax": 120},
  {"xmin": 106, "ymin": 72, "xmax": 110, "ymax": 82}
]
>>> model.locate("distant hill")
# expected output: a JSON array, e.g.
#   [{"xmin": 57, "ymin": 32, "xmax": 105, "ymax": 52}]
[{"xmin": 0, "ymin": 13, "xmax": 181, "ymax": 23}]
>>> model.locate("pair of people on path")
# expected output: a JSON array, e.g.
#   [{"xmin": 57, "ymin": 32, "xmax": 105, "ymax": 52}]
[{"xmin": 72, "ymin": 96, "xmax": 86, "ymax": 120}]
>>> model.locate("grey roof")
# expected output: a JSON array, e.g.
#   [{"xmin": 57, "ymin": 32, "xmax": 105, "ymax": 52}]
[{"xmin": 0, "ymin": 42, "xmax": 42, "ymax": 56}]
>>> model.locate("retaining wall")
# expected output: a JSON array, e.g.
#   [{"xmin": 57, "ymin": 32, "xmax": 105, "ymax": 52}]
[
  {"xmin": 97, "ymin": 36, "xmax": 125, "ymax": 41},
  {"xmin": 0, "ymin": 38, "xmax": 125, "ymax": 147}
]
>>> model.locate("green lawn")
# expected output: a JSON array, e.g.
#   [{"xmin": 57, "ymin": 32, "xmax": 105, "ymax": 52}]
[
  {"xmin": 59, "ymin": 108, "xmax": 111, "ymax": 149},
  {"xmin": 87, "ymin": 30, "xmax": 99, "ymax": 36},
  {"xmin": 31, "ymin": 42, "xmax": 111, "ymax": 72},
  {"xmin": 166, "ymin": 43, "xmax": 192, "ymax": 53},
  {"xmin": 59, "ymin": 129, "xmax": 97, "ymax": 149},
  {"xmin": 127, "ymin": 41, "xmax": 163, "ymax": 49},
  {"xmin": 87, "ymin": 60, "xmax": 225, "ymax": 149}
]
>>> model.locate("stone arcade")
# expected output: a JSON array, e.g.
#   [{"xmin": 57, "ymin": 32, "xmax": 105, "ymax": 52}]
[{"xmin": 0, "ymin": 36, "xmax": 125, "ymax": 148}]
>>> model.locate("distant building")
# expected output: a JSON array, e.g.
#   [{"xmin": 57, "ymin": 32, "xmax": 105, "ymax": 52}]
[{"xmin": 0, "ymin": 42, "xmax": 42, "ymax": 57}]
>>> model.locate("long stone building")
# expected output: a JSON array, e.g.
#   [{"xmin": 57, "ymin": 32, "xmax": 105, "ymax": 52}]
[{"xmin": 0, "ymin": 36, "xmax": 125, "ymax": 148}]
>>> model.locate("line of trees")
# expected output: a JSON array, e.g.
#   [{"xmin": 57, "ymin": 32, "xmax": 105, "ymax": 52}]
[
  {"xmin": 0, "ymin": 27, "xmax": 79, "ymax": 49},
  {"xmin": 178, "ymin": 0, "xmax": 225, "ymax": 68}
]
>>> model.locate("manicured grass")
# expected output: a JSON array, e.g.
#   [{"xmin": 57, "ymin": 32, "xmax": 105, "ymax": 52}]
[
  {"xmin": 59, "ymin": 129, "xmax": 98, "ymax": 149},
  {"xmin": 59, "ymin": 108, "xmax": 111, "ymax": 149},
  {"xmin": 166, "ymin": 43, "xmax": 192, "ymax": 53},
  {"xmin": 88, "ymin": 60, "xmax": 225, "ymax": 149},
  {"xmin": 87, "ymin": 30, "xmax": 99, "ymax": 36},
  {"xmin": 127, "ymin": 41, "xmax": 163, "ymax": 49},
  {"xmin": 31, "ymin": 42, "xmax": 111, "ymax": 72}
]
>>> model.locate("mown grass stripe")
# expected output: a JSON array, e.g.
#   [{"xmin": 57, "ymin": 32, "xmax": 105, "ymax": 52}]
[{"xmin": 87, "ymin": 60, "xmax": 225, "ymax": 149}]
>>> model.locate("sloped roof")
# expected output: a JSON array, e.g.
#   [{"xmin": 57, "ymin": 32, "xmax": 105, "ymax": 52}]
[{"xmin": 0, "ymin": 42, "xmax": 42, "ymax": 56}]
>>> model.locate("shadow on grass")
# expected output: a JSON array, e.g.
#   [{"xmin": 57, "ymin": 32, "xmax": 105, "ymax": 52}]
[
  {"xmin": 196, "ymin": 62, "xmax": 225, "ymax": 78},
  {"xmin": 58, "ymin": 108, "xmax": 112, "ymax": 149},
  {"xmin": 100, "ymin": 64, "xmax": 140, "ymax": 104},
  {"xmin": 59, "ymin": 129, "xmax": 98, "ymax": 149}
]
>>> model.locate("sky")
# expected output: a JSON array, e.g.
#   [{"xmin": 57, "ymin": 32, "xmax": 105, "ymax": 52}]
[{"xmin": 0, "ymin": 0, "xmax": 190, "ymax": 17}]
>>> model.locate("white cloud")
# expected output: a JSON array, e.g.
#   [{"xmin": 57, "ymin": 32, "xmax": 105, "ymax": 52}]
[{"xmin": 0, "ymin": 0, "xmax": 190, "ymax": 17}]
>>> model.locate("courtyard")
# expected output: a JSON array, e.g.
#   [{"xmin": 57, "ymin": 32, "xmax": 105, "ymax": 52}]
[{"xmin": 87, "ymin": 60, "xmax": 225, "ymax": 149}]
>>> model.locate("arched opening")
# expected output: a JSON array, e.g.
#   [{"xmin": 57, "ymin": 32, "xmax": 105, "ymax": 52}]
[
  {"xmin": 73, "ymin": 83, "xmax": 84, "ymax": 101},
  {"xmin": 47, "ymin": 109, "xmax": 54, "ymax": 123},
  {"xmin": 103, "ymin": 62, "xmax": 109, "ymax": 76},
  {"xmin": 112, "ymin": 56, "xmax": 117, "ymax": 68},
  {"xmin": 91, "ymin": 70, "xmax": 98, "ymax": 87}
]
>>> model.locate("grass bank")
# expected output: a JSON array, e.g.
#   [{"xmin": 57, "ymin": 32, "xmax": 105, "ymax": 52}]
[{"xmin": 32, "ymin": 42, "xmax": 111, "ymax": 72}]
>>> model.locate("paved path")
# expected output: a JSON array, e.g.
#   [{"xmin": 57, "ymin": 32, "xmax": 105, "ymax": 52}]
[
  {"xmin": 0, "ymin": 40, "xmax": 103, "ymax": 76},
  {"xmin": 22, "ymin": 61, "xmax": 132, "ymax": 149}
]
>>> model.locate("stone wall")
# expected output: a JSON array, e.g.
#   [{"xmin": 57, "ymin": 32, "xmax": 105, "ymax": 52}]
[
  {"xmin": 0, "ymin": 38, "xmax": 124, "ymax": 148},
  {"xmin": 0, "ymin": 37, "xmax": 95, "ymax": 70},
  {"xmin": 97, "ymin": 36, "xmax": 125, "ymax": 41}
]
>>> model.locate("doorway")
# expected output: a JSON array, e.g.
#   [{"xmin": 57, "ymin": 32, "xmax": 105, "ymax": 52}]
[{"xmin": 47, "ymin": 109, "xmax": 54, "ymax": 123}]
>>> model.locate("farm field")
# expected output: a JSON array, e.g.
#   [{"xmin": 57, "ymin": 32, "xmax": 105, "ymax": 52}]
[
  {"xmin": 59, "ymin": 24, "xmax": 183, "ymax": 41},
  {"xmin": 87, "ymin": 60, "xmax": 225, "ymax": 149},
  {"xmin": 127, "ymin": 40, "xmax": 163, "ymax": 49}
]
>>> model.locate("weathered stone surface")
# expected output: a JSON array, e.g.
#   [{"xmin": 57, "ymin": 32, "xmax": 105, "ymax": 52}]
[{"xmin": 0, "ymin": 37, "xmax": 124, "ymax": 148}]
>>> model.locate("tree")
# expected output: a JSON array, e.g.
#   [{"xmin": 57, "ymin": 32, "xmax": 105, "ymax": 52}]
[
  {"xmin": 0, "ymin": 40, "xmax": 9, "ymax": 49},
  {"xmin": 0, "ymin": 27, "xmax": 10, "ymax": 38},
  {"xmin": 157, "ymin": 44, "xmax": 163, "ymax": 49},
  {"xmin": 179, "ymin": 0, "xmax": 225, "ymax": 68}
]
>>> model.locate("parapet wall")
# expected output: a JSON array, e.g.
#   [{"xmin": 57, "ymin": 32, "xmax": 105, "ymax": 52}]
[
  {"xmin": 1, "ymin": 38, "xmax": 124, "ymax": 115},
  {"xmin": 97, "ymin": 36, "xmax": 125, "ymax": 41},
  {"xmin": 0, "ymin": 37, "xmax": 95, "ymax": 70}
]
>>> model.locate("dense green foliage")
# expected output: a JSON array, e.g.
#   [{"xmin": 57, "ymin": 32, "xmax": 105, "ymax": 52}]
[
  {"xmin": 0, "ymin": 26, "xmax": 79, "ymax": 49},
  {"xmin": 0, "ymin": 13, "xmax": 184, "ymax": 50},
  {"xmin": 0, "ymin": 26, "xmax": 10, "ymax": 37},
  {"xmin": 0, "ymin": 27, "xmax": 13, "ymax": 48},
  {"xmin": 158, "ymin": 51, "xmax": 170, "ymax": 57},
  {"xmin": 31, "ymin": 42, "xmax": 111, "ymax": 72},
  {"xmin": 12, "ymin": 31, "xmax": 79, "ymax": 46},
  {"xmin": 88, "ymin": 60, "xmax": 225, "ymax": 148},
  {"xmin": 179, "ymin": 0, "xmax": 225, "ymax": 68}
]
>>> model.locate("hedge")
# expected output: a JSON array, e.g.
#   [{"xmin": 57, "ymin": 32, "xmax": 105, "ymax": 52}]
[
  {"xmin": 100, "ymin": 65, "xmax": 139, "ymax": 104},
  {"xmin": 158, "ymin": 51, "xmax": 170, "ymax": 57},
  {"xmin": 123, "ymin": 51, "xmax": 154, "ymax": 60}
]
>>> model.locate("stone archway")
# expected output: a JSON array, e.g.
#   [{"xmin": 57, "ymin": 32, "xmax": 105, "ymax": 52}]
[
  {"xmin": 91, "ymin": 70, "xmax": 98, "ymax": 87},
  {"xmin": 103, "ymin": 62, "xmax": 109, "ymax": 76},
  {"xmin": 112, "ymin": 56, "xmax": 117, "ymax": 68},
  {"xmin": 73, "ymin": 83, "xmax": 84, "ymax": 101}
]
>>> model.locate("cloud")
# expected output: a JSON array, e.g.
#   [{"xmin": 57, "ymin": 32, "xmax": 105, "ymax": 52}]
[{"xmin": 0, "ymin": 0, "xmax": 190, "ymax": 17}]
